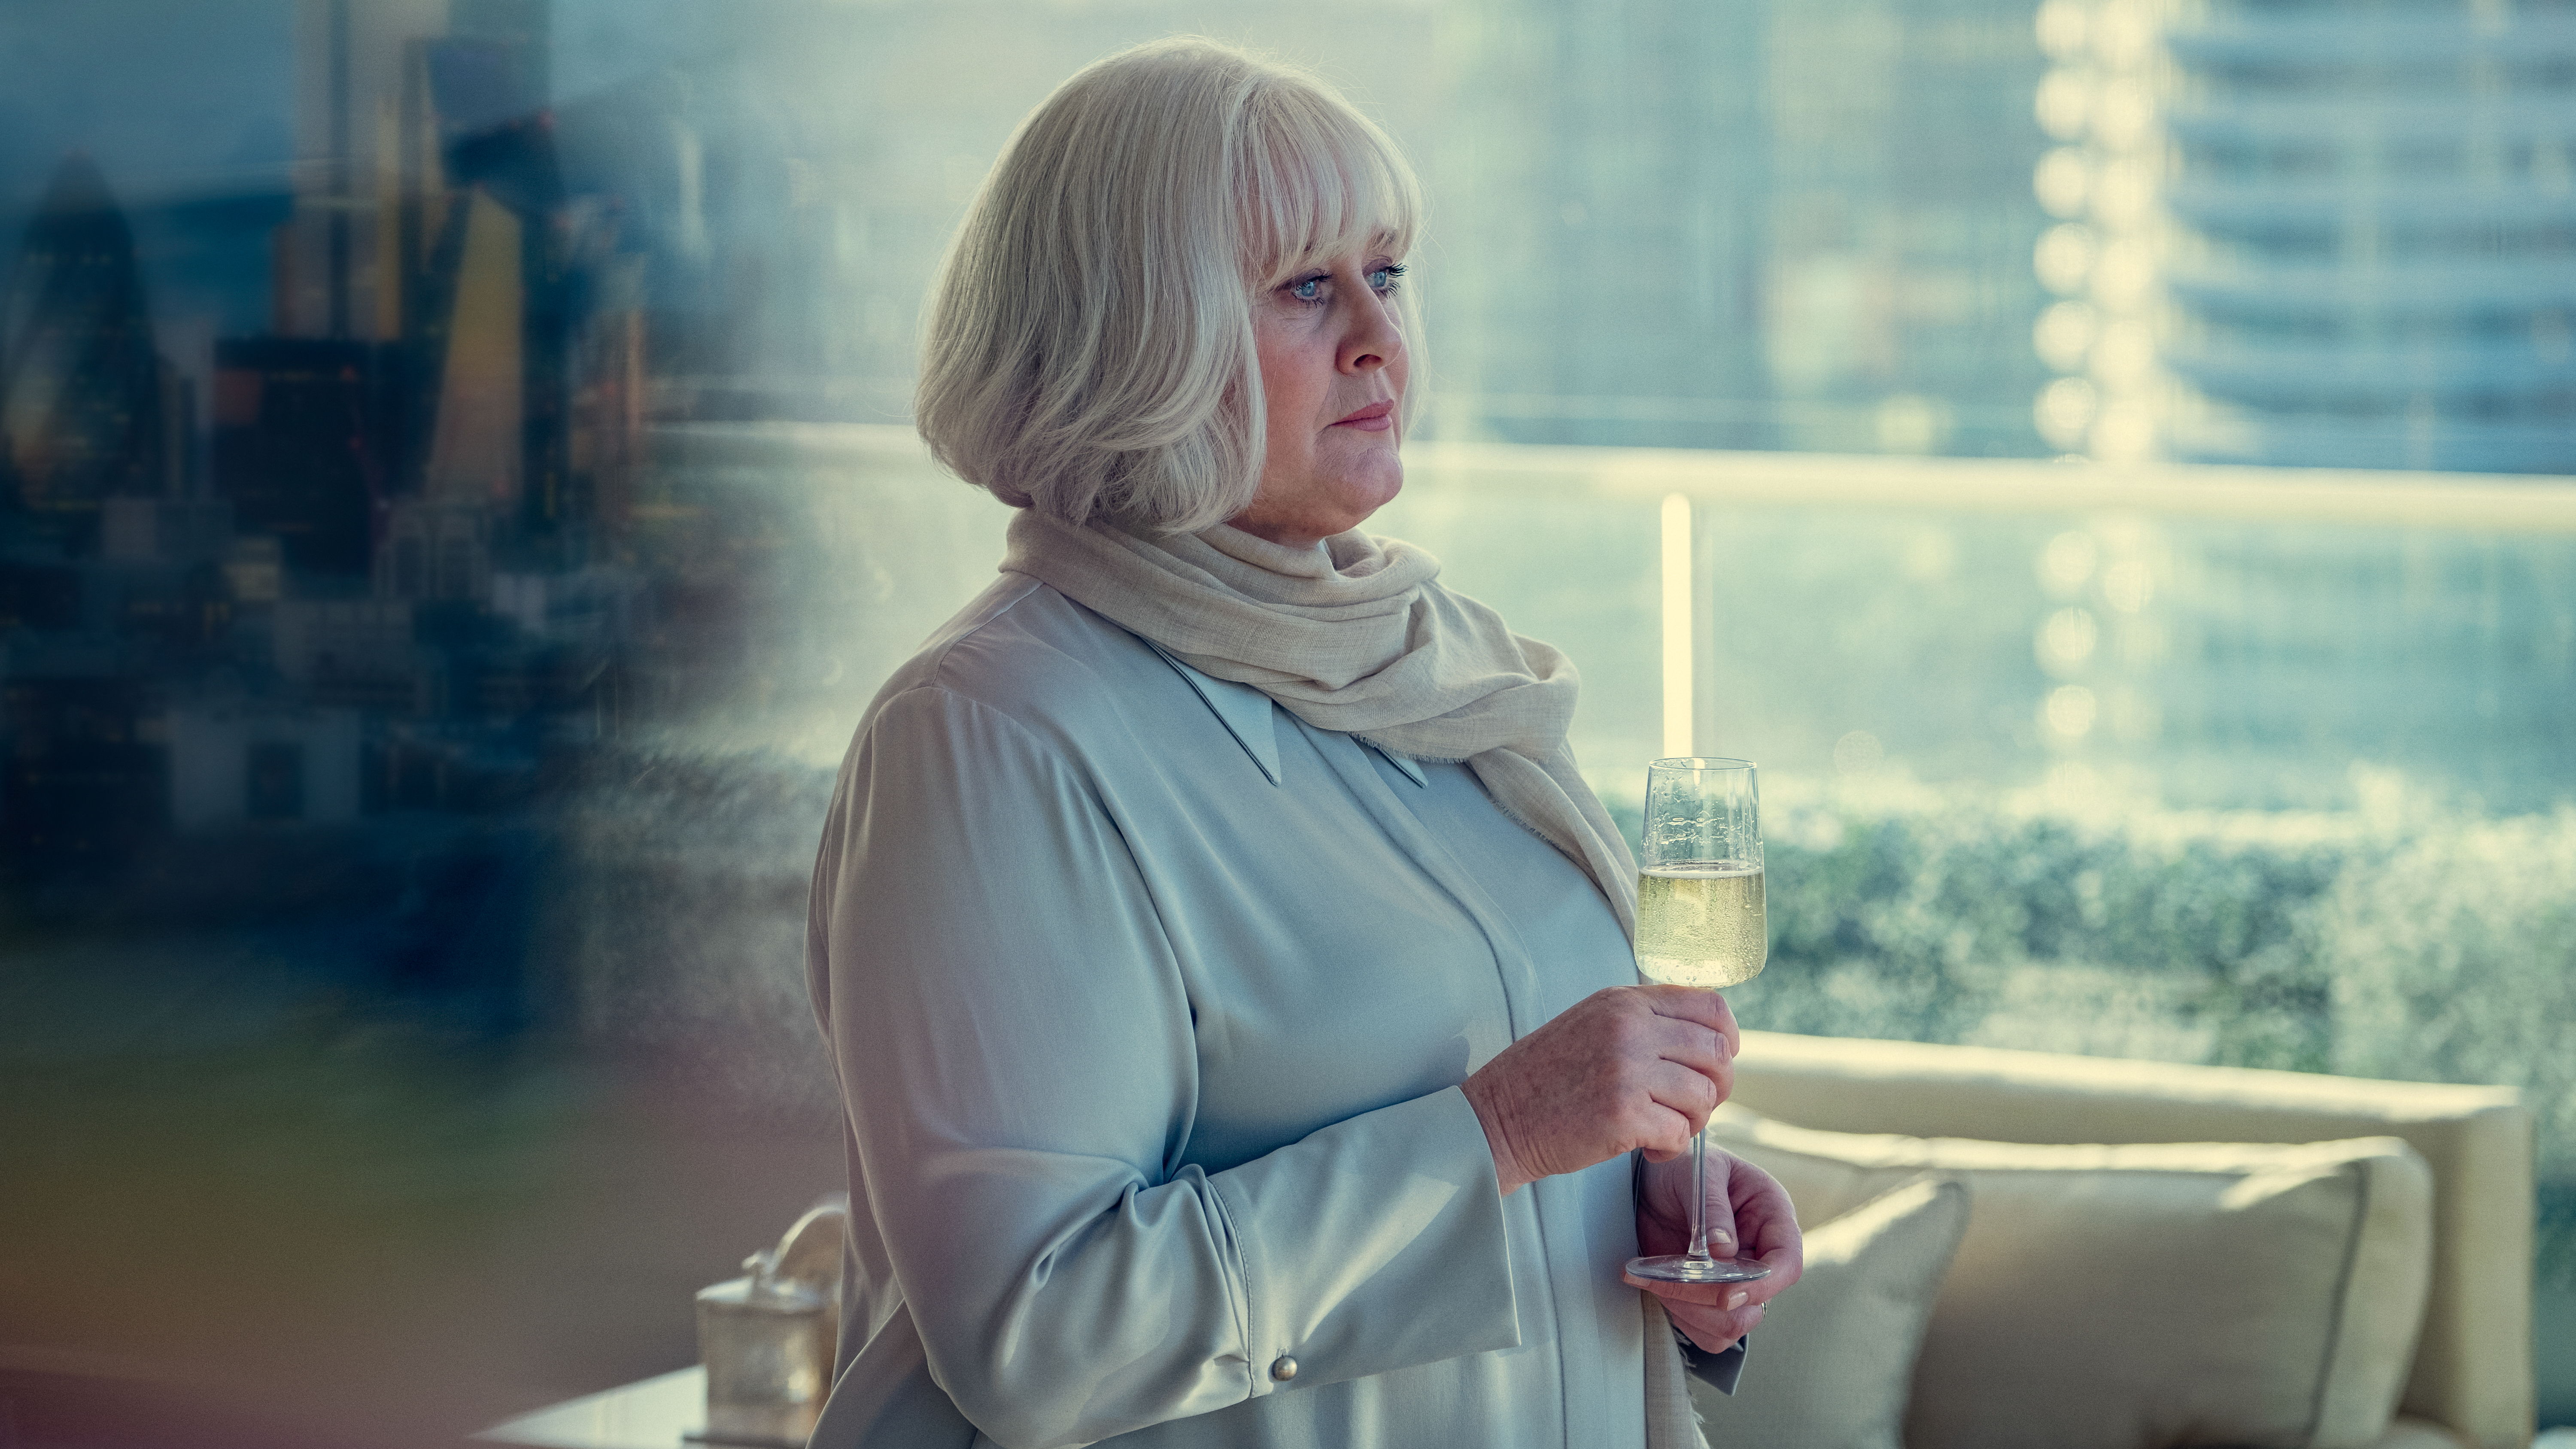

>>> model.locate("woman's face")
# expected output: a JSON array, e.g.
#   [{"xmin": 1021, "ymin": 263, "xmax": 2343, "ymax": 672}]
[{"xmin": 1230, "ymin": 247, "xmax": 1410, "ymax": 549}]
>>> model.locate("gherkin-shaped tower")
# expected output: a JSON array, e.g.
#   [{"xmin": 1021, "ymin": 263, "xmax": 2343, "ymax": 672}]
[{"xmin": 0, "ymin": 152, "xmax": 168, "ymax": 528}]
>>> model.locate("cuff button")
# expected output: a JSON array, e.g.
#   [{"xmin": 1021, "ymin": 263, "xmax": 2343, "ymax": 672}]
[{"xmin": 1269, "ymin": 1355, "xmax": 1298, "ymax": 1382}]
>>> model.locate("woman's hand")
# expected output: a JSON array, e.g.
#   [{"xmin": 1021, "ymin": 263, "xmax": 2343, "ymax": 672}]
[
  {"xmin": 1460, "ymin": 985, "xmax": 1738, "ymax": 1195},
  {"xmin": 1625, "ymin": 1147, "xmax": 1803, "ymax": 1353}
]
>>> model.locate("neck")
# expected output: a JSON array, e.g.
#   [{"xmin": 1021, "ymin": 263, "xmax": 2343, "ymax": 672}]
[{"xmin": 1225, "ymin": 518, "xmax": 1331, "ymax": 552}]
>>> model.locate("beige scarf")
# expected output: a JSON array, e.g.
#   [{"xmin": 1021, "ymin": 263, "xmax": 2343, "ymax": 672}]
[
  {"xmin": 1000, "ymin": 510, "xmax": 1641, "ymax": 931},
  {"xmin": 999, "ymin": 509, "xmax": 1709, "ymax": 1449}
]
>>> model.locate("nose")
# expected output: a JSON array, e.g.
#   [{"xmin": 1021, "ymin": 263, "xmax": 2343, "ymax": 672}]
[{"xmin": 1339, "ymin": 282, "xmax": 1403, "ymax": 376}]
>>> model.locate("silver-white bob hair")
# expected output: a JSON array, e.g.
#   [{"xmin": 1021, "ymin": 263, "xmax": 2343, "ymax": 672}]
[{"xmin": 915, "ymin": 37, "xmax": 1425, "ymax": 535}]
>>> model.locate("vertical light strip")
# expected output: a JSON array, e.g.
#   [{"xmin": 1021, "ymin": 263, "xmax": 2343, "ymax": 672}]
[{"xmin": 1660, "ymin": 492, "xmax": 1692, "ymax": 760}]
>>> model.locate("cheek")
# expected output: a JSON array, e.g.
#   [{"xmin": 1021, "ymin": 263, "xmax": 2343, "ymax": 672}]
[
  {"xmin": 1255, "ymin": 331, "xmax": 1330, "ymax": 429},
  {"xmin": 1257, "ymin": 332, "xmax": 1309, "ymax": 428}
]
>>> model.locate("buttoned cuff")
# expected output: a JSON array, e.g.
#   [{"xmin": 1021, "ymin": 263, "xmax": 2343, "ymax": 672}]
[
  {"xmin": 1675, "ymin": 1332, "xmax": 1749, "ymax": 1396},
  {"xmin": 1212, "ymin": 1084, "xmax": 1520, "ymax": 1401}
]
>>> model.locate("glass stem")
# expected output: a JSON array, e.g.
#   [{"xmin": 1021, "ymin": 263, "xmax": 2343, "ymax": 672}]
[{"xmin": 1685, "ymin": 1129, "xmax": 1710, "ymax": 1261}]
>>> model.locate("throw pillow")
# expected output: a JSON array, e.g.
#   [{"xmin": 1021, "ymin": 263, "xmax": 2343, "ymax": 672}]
[
  {"xmin": 1705, "ymin": 1105, "xmax": 2433, "ymax": 1449},
  {"xmin": 1691, "ymin": 1173, "xmax": 1970, "ymax": 1449}
]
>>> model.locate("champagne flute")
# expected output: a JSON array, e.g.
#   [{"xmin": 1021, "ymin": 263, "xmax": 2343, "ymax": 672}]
[{"xmin": 1626, "ymin": 757, "xmax": 1771, "ymax": 1285}]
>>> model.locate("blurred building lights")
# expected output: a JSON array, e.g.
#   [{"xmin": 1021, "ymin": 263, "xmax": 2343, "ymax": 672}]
[
  {"xmin": 2035, "ymin": 375, "xmax": 2097, "ymax": 450},
  {"xmin": 2038, "ymin": 605, "xmax": 2100, "ymax": 675},
  {"xmin": 2036, "ymin": 69, "xmax": 2090, "ymax": 140},
  {"xmin": 2035, "ymin": 0, "xmax": 2089, "ymax": 60},
  {"xmin": 2044, "ymin": 682, "xmax": 2098, "ymax": 739},
  {"xmin": 2028, "ymin": 0, "xmax": 2164, "ymax": 463},
  {"xmin": 2091, "ymin": 399, "xmax": 2155, "ymax": 462},
  {"xmin": 2039, "ymin": 529, "xmax": 2099, "ymax": 595},
  {"xmin": 2028, "ymin": 0, "xmax": 2576, "ymax": 472},
  {"xmin": 1437, "ymin": 0, "xmax": 2052, "ymax": 458},
  {"xmin": 2034, "ymin": 300, "xmax": 2099, "ymax": 372},
  {"xmin": 2033, "ymin": 147, "xmax": 2091, "ymax": 217},
  {"xmin": 2033, "ymin": 222, "xmax": 2097, "ymax": 295}
]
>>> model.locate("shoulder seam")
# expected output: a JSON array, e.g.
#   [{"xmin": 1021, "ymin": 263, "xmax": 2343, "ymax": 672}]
[
  {"xmin": 872, "ymin": 678, "xmax": 1066, "ymax": 769},
  {"xmin": 918, "ymin": 572, "xmax": 1045, "ymax": 678}
]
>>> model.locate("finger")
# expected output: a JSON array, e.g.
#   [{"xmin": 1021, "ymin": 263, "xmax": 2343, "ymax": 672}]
[
  {"xmin": 1628, "ymin": 1276, "xmax": 1768, "ymax": 1333},
  {"xmin": 1643, "ymin": 1059, "xmax": 1722, "ymax": 1137},
  {"xmin": 1689, "ymin": 1147, "xmax": 1746, "ymax": 1251},
  {"xmin": 1637, "ymin": 1002, "xmax": 1738, "ymax": 1115},
  {"xmin": 1639, "ymin": 1020, "xmax": 1733, "ymax": 1126},
  {"xmin": 1633, "ymin": 1148, "xmax": 1722, "ymax": 1247},
  {"xmin": 1702, "ymin": 1192, "xmax": 1742, "ymax": 1258},
  {"xmin": 1744, "ymin": 1230, "xmax": 1801, "ymax": 1285},
  {"xmin": 1698, "ymin": 1146, "xmax": 1735, "ymax": 1203},
  {"xmin": 1670, "ymin": 1295, "xmax": 1765, "ymax": 1347},
  {"xmin": 1705, "ymin": 990, "xmax": 1741, "ymax": 1060},
  {"xmin": 1717, "ymin": 1233, "xmax": 1803, "ymax": 1306},
  {"xmin": 1740, "ymin": 1211, "xmax": 1799, "ymax": 1267},
  {"xmin": 1723, "ymin": 1159, "xmax": 1800, "ymax": 1241},
  {"xmin": 1634, "ymin": 984, "xmax": 1737, "ymax": 1053},
  {"xmin": 1614, "ymin": 1087, "xmax": 1698, "ymax": 1163},
  {"xmin": 1739, "ymin": 1265, "xmax": 1796, "ymax": 1306},
  {"xmin": 1660, "ymin": 1301, "xmax": 1744, "ymax": 1354},
  {"xmin": 1628, "ymin": 1273, "xmax": 1772, "ymax": 1309},
  {"xmin": 1686, "ymin": 1300, "xmax": 1765, "ymax": 1349},
  {"xmin": 1639, "ymin": 1013, "xmax": 1728, "ymax": 1076},
  {"xmin": 1636, "ymin": 984, "xmax": 1742, "ymax": 1066}
]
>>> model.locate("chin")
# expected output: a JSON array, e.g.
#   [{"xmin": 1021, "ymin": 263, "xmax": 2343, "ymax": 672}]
[
  {"xmin": 1343, "ymin": 456, "xmax": 1405, "ymax": 516},
  {"xmin": 1329, "ymin": 485, "xmax": 1402, "ymax": 537}
]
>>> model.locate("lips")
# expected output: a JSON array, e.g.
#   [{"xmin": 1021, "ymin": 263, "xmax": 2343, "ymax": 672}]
[{"xmin": 1332, "ymin": 400, "xmax": 1396, "ymax": 431}]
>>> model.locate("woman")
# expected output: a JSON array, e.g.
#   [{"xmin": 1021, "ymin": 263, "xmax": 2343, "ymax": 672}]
[{"xmin": 805, "ymin": 37, "xmax": 1801, "ymax": 1449}]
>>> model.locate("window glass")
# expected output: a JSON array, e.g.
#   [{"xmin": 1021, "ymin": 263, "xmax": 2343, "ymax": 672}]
[{"xmin": 2, "ymin": 0, "xmax": 2570, "ymax": 1429}]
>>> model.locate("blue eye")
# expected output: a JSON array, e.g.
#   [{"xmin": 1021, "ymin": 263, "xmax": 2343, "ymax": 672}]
[
  {"xmin": 1370, "ymin": 264, "xmax": 1407, "ymax": 295},
  {"xmin": 1288, "ymin": 276, "xmax": 1325, "ymax": 303}
]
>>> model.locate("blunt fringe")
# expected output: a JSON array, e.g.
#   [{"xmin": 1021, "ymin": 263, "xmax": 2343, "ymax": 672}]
[{"xmin": 914, "ymin": 37, "xmax": 1425, "ymax": 535}]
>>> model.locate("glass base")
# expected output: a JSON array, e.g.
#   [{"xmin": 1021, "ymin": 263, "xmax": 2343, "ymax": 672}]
[{"xmin": 1626, "ymin": 1252, "xmax": 1773, "ymax": 1284}]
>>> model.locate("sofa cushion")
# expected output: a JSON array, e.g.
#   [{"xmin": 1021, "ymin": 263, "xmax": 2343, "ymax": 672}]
[
  {"xmin": 2365, "ymin": 1417, "xmax": 2470, "ymax": 1449},
  {"xmin": 1707, "ymin": 1105, "xmax": 2434, "ymax": 1449},
  {"xmin": 1691, "ymin": 1173, "xmax": 1969, "ymax": 1449}
]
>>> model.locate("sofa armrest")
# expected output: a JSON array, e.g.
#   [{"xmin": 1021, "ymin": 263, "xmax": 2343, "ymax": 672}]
[{"xmin": 1728, "ymin": 1030, "xmax": 2533, "ymax": 1449}]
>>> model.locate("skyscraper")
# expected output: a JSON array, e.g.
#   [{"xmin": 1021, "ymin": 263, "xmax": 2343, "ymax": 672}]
[
  {"xmin": 238, "ymin": 0, "xmax": 566, "ymax": 558},
  {"xmin": 276, "ymin": 0, "xmax": 551, "ymax": 345},
  {"xmin": 2035, "ymin": 0, "xmax": 2576, "ymax": 471},
  {"xmin": 210, "ymin": 336, "xmax": 388, "ymax": 577},
  {"xmin": 278, "ymin": 0, "xmax": 452, "ymax": 343},
  {"xmin": 1763, "ymin": 0, "xmax": 2054, "ymax": 456},
  {"xmin": 1427, "ymin": 0, "xmax": 2052, "ymax": 457},
  {"xmin": 0, "ymin": 152, "xmax": 179, "ymax": 538},
  {"xmin": 1428, "ymin": 0, "xmax": 1775, "ymax": 450}
]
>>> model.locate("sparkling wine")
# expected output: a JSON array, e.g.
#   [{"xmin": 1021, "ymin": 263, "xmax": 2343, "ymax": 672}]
[
  {"xmin": 1635, "ymin": 863, "xmax": 1767, "ymax": 987},
  {"xmin": 1625, "ymin": 760, "xmax": 1773, "ymax": 1286}
]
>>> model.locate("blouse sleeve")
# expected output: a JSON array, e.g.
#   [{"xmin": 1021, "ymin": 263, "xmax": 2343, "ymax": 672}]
[{"xmin": 808, "ymin": 685, "xmax": 1521, "ymax": 1449}]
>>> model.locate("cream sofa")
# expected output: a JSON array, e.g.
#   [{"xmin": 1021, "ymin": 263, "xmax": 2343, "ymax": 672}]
[{"xmin": 1717, "ymin": 1030, "xmax": 2534, "ymax": 1449}]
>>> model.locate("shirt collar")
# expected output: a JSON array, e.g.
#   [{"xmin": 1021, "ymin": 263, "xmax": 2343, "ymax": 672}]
[
  {"xmin": 1368, "ymin": 738, "xmax": 1430, "ymax": 787},
  {"xmin": 1144, "ymin": 639, "xmax": 1282, "ymax": 786}
]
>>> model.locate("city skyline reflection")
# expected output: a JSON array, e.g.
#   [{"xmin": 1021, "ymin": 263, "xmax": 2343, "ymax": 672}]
[{"xmin": 1, "ymin": 0, "xmax": 2571, "ymax": 1442}]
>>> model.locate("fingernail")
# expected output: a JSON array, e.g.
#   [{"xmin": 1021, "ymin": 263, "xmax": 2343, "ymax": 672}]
[
  {"xmin": 1710, "ymin": 1229, "xmax": 1732, "ymax": 1246},
  {"xmin": 1726, "ymin": 1291, "xmax": 1748, "ymax": 1310}
]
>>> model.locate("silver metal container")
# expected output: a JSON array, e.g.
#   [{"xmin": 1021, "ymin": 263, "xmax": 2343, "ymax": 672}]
[{"xmin": 694, "ymin": 1200, "xmax": 847, "ymax": 1447}]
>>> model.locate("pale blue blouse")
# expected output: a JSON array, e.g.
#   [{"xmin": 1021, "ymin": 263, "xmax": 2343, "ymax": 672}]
[{"xmin": 804, "ymin": 574, "xmax": 1689, "ymax": 1448}]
